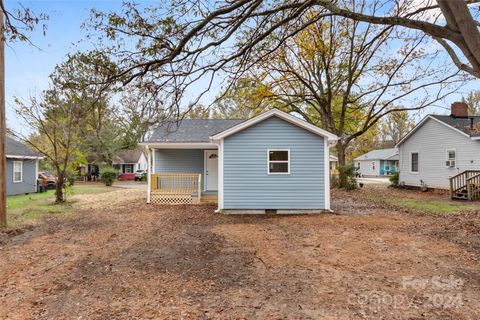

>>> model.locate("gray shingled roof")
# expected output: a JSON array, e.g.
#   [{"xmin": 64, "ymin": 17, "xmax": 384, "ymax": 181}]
[
  {"xmin": 430, "ymin": 115, "xmax": 480, "ymax": 137},
  {"xmin": 113, "ymin": 148, "xmax": 145, "ymax": 164},
  {"xmin": 6, "ymin": 136, "xmax": 42, "ymax": 158},
  {"xmin": 144, "ymin": 119, "xmax": 246, "ymax": 143},
  {"xmin": 354, "ymin": 148, "xmax": 398, "ymax": 161}
]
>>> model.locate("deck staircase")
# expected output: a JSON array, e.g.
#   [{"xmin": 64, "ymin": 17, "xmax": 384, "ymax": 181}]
[{"xmin": 449, "ymin": 170, "xmax": 480, "ymax": 200}]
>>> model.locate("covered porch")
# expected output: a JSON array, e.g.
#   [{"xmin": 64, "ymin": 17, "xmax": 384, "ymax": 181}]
[
  {"xmin": 149, "ymin": 173, "xmax": 218, "ymax": 204},
  {"xmin": 145, "ymin": 144, "xmax": 220, "ymax": 205},
  {"xmin": 113, "ymin": 163, "xmax": 135, "ymax": 174},
  {"xmin": 380, "ymin": 159, "xmax": 398, "ymax": 176}
]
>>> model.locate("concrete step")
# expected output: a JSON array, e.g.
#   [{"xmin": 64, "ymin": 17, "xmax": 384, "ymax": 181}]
[{"xmin": 453, "ymin": 193, "xmax": 468, "ymax": 200}]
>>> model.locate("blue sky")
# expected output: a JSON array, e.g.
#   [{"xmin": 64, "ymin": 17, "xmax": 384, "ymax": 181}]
[
  {"xmin": 6, "ymin": 0, "xmax": 126, "ymax": 131},
  {"xmin": 6, "ymin": 1, "xmax": 480, "ymax": 133}
]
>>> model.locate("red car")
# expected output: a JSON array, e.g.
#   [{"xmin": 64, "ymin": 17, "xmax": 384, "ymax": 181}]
[{"xmin": 118, "ymin": 173, "xmax": 135, "ymax": 181}]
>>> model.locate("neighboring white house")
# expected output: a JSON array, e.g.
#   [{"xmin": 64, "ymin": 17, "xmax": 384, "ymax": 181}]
[
  {"xmin": 113, "ymin": 148, "xmax": 148, "ymax": 173},
  {"xmin": 329, "ymin": 154, "xmax": 339, "ymax": 175},
  {"xmin": 354, "ymin": 148, "xmax": 399, "ymax": 177},
  {"xmin": 396, "ymin": 101, "xmax": 480, "ymax": 192}
]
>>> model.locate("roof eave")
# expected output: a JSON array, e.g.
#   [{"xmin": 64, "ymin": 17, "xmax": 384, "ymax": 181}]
[
  {"xmin": 210, "ymin": 109, "xmax": 339, "ymax": 141},
  {"xmin": 386, "ymin": 155, "xmax": 399, "ymax": 160},
  {"xmin": 6, "ymin": 154, "xmax": 43, "ymax": 160},
  {"xmin": 139, "ymin": 142, "xmax": 218, "ymax": 149},
  {"xmin": 396, "ymin": 115, "xmax": 472, "ymax": 147}
]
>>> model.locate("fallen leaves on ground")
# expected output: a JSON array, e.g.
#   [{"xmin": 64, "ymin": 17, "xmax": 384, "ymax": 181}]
[{"xmin": 0, "ymin": 187, "xmax": 478, "ymax": 319}]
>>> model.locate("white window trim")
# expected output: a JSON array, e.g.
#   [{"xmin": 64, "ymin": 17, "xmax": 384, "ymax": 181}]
[
  {"xmin": 324, "ymin": 141, "xmax": 331, "ymax": 211},
  {"xmin": 446, "ymin": 148, "xmax": 456, "ymax": 168},
  {"xmin": 13, "ymin": 161, "xmax": 23, "ymax": 183},
  {"xmin": 410, "ymin": 151, "xmax": 419, "ymax": 174},
  {"xmin": 267, "ymin": 149, "xmax": 290, "ymax": 175},
  {"xmin": 124, "ymin": 164, "xmax": 134, "ymax": 173}
]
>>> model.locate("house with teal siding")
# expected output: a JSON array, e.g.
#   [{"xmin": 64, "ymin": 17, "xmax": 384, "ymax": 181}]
[
  {"xmin": 354, "ymin": 148, "xmax": 399, "ymax": 177},
  {"xmin": 141, "ymin": 109, "xmax": 338, "ymax": 214}
]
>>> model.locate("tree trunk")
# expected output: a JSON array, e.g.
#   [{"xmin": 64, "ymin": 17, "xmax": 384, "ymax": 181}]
[
  {"xmin": 55, "ymin": 171, "xmax": 65, "ymax": 203},
  {"xmin": 0, "ymin": 8, "xmax": 6, "ymax": 227},
  {"xmin": 336, "ymin": 140, "xmax": 348, "ymax": 188}
]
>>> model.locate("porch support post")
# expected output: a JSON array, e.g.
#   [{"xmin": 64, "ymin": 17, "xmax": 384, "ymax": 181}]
[
  {"xmin": 147, "ymin": 146, "xmax": 151, "ymax": 204},
  {"xmin": 324, "ymin": 140, "xmax": 333, "ymax": 212},
  {"xmin": 216, "ymin": 138, "xmax": 224, "ymax": 213},
  {"xmin": 198, "ymin": 174, "xmax": 202, "ymax": 204}
]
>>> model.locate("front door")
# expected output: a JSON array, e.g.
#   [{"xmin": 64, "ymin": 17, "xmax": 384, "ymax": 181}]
[{"xmin": 205, "ymin": 150, "xmax": 218, "ymax": 191}]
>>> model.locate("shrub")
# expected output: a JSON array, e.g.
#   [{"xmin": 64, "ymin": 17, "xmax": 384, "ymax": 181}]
[
  {"xmin": 330, "ymin": 174, "xmax": 340, "ymax": 188},
  {"xmin": 389, "ymin": 172, "xmax": 399, "ymax": 187},
  {"xmin": 339, "ymin": 164, "xmax": 357, "ymax": 190},
  {"xmin": 100, "ymin": 168, "xmax": 117, "ymax": 186},
  {"xmin": 67, "ymin": 175, "xmax": 76, "ymax": 187}
]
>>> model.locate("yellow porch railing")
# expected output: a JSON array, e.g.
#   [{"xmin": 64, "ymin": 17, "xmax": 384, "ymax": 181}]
[{"xmin": 150, "ymin": 173, "xmax": 202, "ymax": 204}]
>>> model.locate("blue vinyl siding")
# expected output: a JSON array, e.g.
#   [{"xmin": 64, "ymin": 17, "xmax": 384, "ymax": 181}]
[
  {"xmin": 223, "ymin": 116, "xmax": 326, "ymax": 209},
  {"xmin": 154, "ymin": 149, "xmax": 207, "ymax": 190},
  {"xmin": 6, "ymin": 159, "xmax": 37, "ymax": 196}
]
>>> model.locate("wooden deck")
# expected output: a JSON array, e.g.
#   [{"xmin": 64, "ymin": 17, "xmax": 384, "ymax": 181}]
[
  {"xmin": 149, "ymin": 173, "xmax": 217, "ymax": 204},
  {"xmin": 192, "ymin": 191, "xmax": 218, "ymax": 204},
  {"xmin": 449, "ymin": 170, "xmax": 480, "ymax": 200}
]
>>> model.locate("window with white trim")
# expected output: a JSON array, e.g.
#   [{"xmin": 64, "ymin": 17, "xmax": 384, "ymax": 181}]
[
  {"xmin": 411, "ymin": 152, "xmax": 419, "ymax": 173},
  {"xmin": 13, "ymin": 161, "xmax": 23, "ymax": 183},
  {"xmin": 268, "ymin": 150, "xmax": 290, "ymax": 174},
  {"xmin": 372, "ymin": 161, "xmax": 375, "ymax": 170},
  {"xmin": 446, "ymin": 149, "xmax": 456, "ymax": 167},
  {"xmin": 385, "ymin": 163, "xmax": 390, "ymax": 171}
]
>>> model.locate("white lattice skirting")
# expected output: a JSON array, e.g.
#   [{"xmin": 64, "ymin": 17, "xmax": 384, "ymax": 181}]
[{"xmin": 150, "ymin": 193, "xmax": 195, "ymax": 204}]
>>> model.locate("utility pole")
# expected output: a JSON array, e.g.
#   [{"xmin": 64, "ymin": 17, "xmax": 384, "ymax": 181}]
[{"xmin": 0, "ymin": 4, "xmax": 6, "ymax": 227}]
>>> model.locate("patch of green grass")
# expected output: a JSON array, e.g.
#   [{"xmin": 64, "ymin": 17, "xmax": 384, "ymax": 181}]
[
  {"xmin": 386, "ymin": 198, "xmax": 479, "ymax": 214},
  {"xmin": 6, "ymin": 184, "xmax": 114, "ymax": 227},
  {"xmin": 367, "ymin": 192, "xmax": 480, "ymax": 213},
  {"xmin": 68, "ymin": 184, "xmax": 115, "ymax": 195}
]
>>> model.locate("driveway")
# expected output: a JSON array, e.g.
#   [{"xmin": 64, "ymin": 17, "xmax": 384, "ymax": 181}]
[
  {"xmin": 113, "ymin": 181, "xmax": 147, "ymax": 189},
  {"xmin": 357, "ymin": 176, "xmax": 390, "ymax": 185},
  {"xmin": 0, "ymin": 188, "xmax": 478, "ymax": 319}
]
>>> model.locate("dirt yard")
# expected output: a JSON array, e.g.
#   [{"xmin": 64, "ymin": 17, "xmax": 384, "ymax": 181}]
[{"xmin": 0, "ymin": 187, "xmax": 479, "ymax": 319}]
